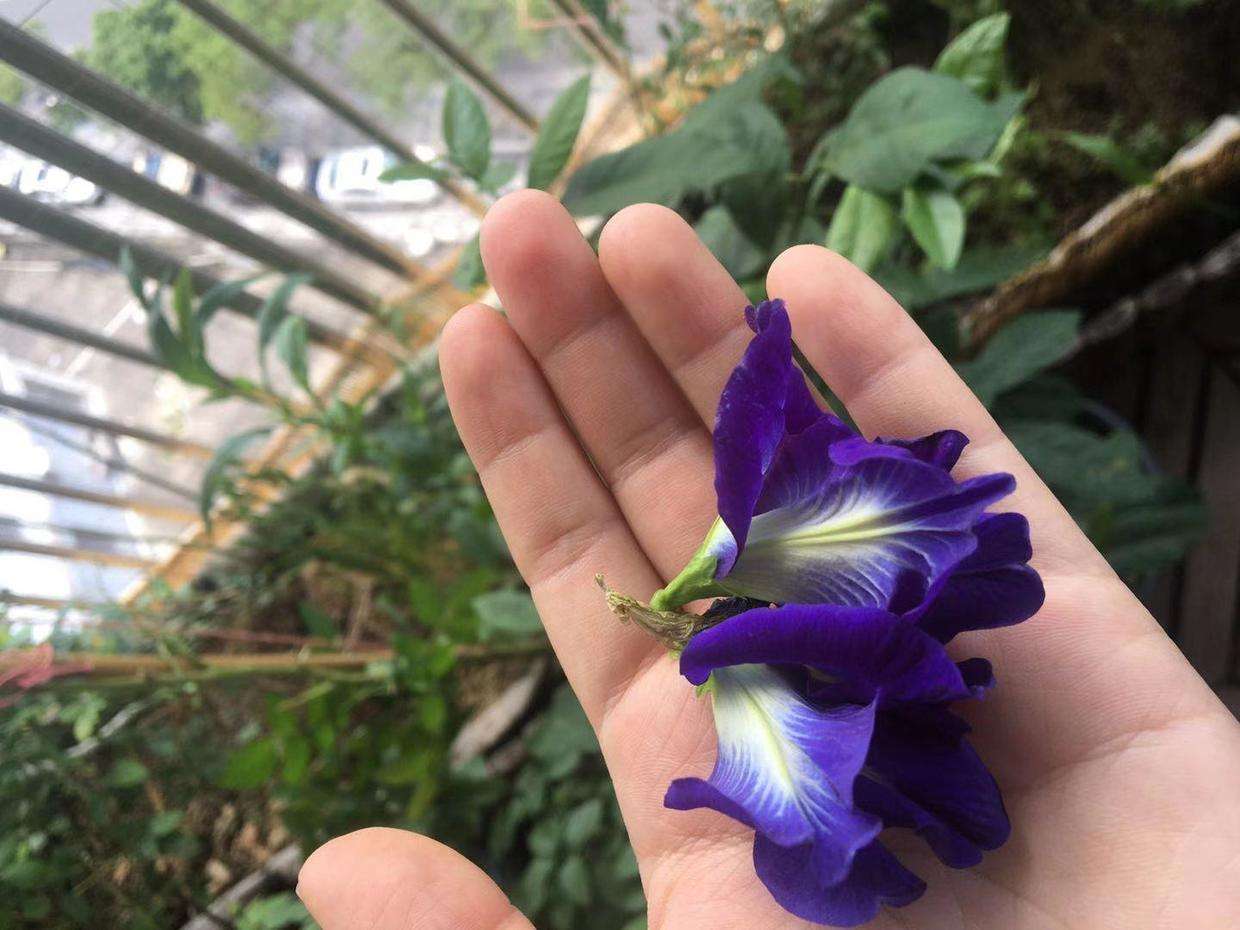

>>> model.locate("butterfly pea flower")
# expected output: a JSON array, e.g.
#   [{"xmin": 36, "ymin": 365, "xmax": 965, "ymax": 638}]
[
  {"xmin": 665, "ymin": 601, "xmax": 1011, "ymax": 925},
  {"xmin": 650, "ymin": 299, "xmax": 1039, "ymax": 625}
]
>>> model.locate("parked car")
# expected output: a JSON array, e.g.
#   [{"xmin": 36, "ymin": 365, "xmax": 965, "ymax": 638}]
[
  {"xmin": 131, "ymin": 151, "xmax": 202, "ymax": 197},
  {"xmin": 315, "ymin": 145, "xmax": 440, "ymax": 207},
  {"xmin": 16, "ymin": 159, "xmax": 104, "ymax": 206}
]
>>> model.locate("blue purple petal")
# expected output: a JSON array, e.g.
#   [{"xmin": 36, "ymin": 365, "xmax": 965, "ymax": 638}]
[{"xmin": 680, "ymin": 603, "xmax": 975, "ymax": 704}]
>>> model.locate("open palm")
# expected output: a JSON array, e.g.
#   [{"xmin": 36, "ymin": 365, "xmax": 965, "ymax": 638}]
[{"xmin": 296, "ymin": 191, "xmax": 1240, "ymax": 930}]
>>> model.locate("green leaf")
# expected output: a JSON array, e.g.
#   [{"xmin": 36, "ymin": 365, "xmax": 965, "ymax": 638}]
[
  {"xmin": 934, "ymin": 13, "xmax": 1010, "ymax": 96},
  {"xmin": 515, "ymin": 858, "xmax": 555, "ymax": 915},
  {"xmin": 558, "ymin": 854, "xmax": 592, "ymax": 906},
  {"xmin": 453, "ymin": 234, "xmax": 486, "ymax": 289},
  {"xmin": 694, "ymin": 205, "xmax": 765, "ymax": 279},
  {"xmin": 220, "ymin": 738, "xmax": 279, "ymax": 790},
  {"xmin": 1098, "ymin": 495, "xmax": 1207, "ymax": 576},
  {"xmin": 873, "ymin": 241, "xmax": 1047, "ymax": 310},
  {"xmin": 257, "ymin": 274, "xmax": 310, "ymax": 376},
  {"xmin": 297, "ymin": 601, "xmax": 337, "ymax": 640},
  {"xmin": 563, "ymin": 798, "xmax": 605, "ymax": 848},
  {"xmin": 198, "ymin": 274, "xmax": 263, "ymax": 327},
  {"xmin": 273, "ymin": 315, "xmax": 311, "ymax": 394},
  {"xmin": 1059, "ymin": 132, "xmax": 1155, "ymax": 186},
  {"xmin": 106, "ymin": 758, "xmax": 149, "ymax": 788},
  {"xmin": 172, "ymin": 267, "xmax": 202, "ymax": 357},
  {"xmin": 199, "ymin": 426, "xmax": 272, "ymax": 526},
  {"xmin": 956, "ymin": 310, "xmax": 1081, "ymax": 405},
  {"xmin": 472, "ymin": 589, "xmax": 543, "ymax": 641},
  {"xmin": 443, "ymin": 77, "xmax": 491, "ymax": 181},
  {"xmin": 379, "ymin": 160, "xmax": 448, "ymax": 183},
  {"xmin": 901, "ymin": 184, "xmax": 965, "ymax": 269},
  {"xmin": 281, "ymin": 736, "xmax": 312, "ymax": 787},
  {"xmin": 1004, "ymin": 420, "xmax": 1160, "ymax": 507},
  {"xmin": 481, "ymin": 160, "xmax": 518, "ymax": 194},
  {"xmin": 119, "ymin": 246, "xmax": 147, "ymax": 307},
  {"xmin": 527, "ymin": 685, "xmax": 598, "ymax": 763},
  {"xmin": 827, "ymin": 68, "xmax": 1019, "ymax": 193},
  {"xmin": 529, "ymin": 74, "xmax": 591, "ymax": 190},
  {"xmin": 148, "ymin": 811, "xmax": 183, "ymax": 838},
  {"xmin": 825, "ymin": 184, "xmax": 899, "ymax": 272},
  {"xmin": 563, "ymin": 102, "xmax": 789, "ymax": 215}
]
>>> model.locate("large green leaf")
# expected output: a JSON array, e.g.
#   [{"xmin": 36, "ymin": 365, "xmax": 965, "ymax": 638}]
[
  {"xmin": 528, "ymin": 74, "xmax": 591, "ymax": 190},
  {"xmin": 443, "ymin": 77, "xmax": 491, "ymax": 181},
  {"xmin": 934, "ymin": 13, "xmax": 1010, "ymax": 96},
  {"xmin": 957, "ymin": 310, "xmax": 1080, "ymax": 405},
  {"xmin": 901, "ymin": 184, "xmax": 965, "ymax": 269},
  {"xmin": 827, "ymin": 68, "xmax": 1020, "ymax": 193},
  {"xmin": 1097, "ymin": 495, "xmax": 1208, "ymax": 576},
  {"xmin": 563, "ymin": 103, "xmax": 789, "ymax": 215},
  {"xmin": 825, "ymin": 184, "xmax": 899, "ymax": 272},
  {"xmin": 1005, "ymin": 420, "xmax": 1160, "ymax": 507},
  {"xmin": 694, "ymin": 205, "xmax": 765, "ymax": 279}
]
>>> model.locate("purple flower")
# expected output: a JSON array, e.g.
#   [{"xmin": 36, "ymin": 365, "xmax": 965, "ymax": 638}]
[
  {"xmin": 650, "ymin": 300, "xmax": 1045, "ymax": 925},
  {"xmin": 651, "ymin": 300, "xmax": 1041, "ymax": 636},
  {"xmin": 666, "ymin": 601, "xmax": 1010, "ymax": 925}
]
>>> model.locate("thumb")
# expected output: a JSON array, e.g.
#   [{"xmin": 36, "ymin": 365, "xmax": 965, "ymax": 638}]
[{"xmin": 297, "ymin": 827, "xmax": 534, "ymax": 930}]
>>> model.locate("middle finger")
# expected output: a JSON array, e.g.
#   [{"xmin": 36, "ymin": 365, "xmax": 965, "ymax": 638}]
[{"xmin": 480, "ymin": 190, "xmax": 718, "ymax": 579}]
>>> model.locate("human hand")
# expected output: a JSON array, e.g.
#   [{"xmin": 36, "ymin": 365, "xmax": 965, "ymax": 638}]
[{"xmin": 296, "ymin": 191, "xmax": 1240, "ymax": 929}]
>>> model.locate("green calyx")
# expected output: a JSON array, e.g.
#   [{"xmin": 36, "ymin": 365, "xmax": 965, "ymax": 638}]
[{"xmin": 649, "ymin": 523, "xmax": 730, "ymax": 611}]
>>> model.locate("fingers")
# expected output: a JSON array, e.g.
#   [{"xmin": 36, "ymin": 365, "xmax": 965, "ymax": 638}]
[
  {"xmin": 479, "ymin": 190, "xmax": 716, "ymax": 577},
  {"xmin": 766, "ymin": 245, "xmax": 1110, "ymax": 579},
  {"xmin": 597, "ymin": 203, "xmax": 753, "ymax": 424},
  {"xmin": 297, "ymin": 828, "xmax": 532, "ymax": 930},
  {"xmin": 440, "ymin": 304, "xmax": 661, "ymax": 721}
]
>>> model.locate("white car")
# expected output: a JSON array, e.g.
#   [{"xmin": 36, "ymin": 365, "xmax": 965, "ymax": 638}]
[
  {"xmin": 17, "ymin": 159, "xmax": 104, "ymax": 206},
  {"xmin": 315, "ymin": 145, "xmax": 440, "ymax": 207}
]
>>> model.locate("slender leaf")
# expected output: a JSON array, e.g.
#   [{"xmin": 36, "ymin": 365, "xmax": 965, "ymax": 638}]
[
  {"xmin": 273, "ymin": 315, "xmax": 311, "ymax": 394},
  {"xmin": 172, "ymin": 267, "xmax": 201, "ymax": 357},
  {"xmin": 198, "ymin": 274, "xmax": 264, "ymax": 326},
  {"xmin": 528, "ymin": 74, "xmax": 591, "ymax": 190},
  {"xmin": 902, "ymin": 184, "xmax": 966, "ymax": 269},
  {"xmin": 825, "ymin": 184, "xmax": 899, "ymax": 272},
  {"xmin": 453, "ymin": 234, "xmax": 486, "ymax": 290},
  {"xmin": 934, "ymin": 13, "xmax": 1010, "ymax": 96},
  {"xmin": 379, "ymin": 160, "xmax": 448, "ymax": 183},
  {"xmin": 1059, "ymin": 132, "xmax": 1154, "ymax": 186},
  {"xmin": 199, "ymin": 426, "xmax": 272, "ymax": 526},
  {"xmin": 119, "ymin": 246, "xmax": 147, "ymax": 307},
  {"xmin": 443, "ymin": 77, "xmax": 491, "ymax": 181},
  {"xmin": 258, "ymin": 274, "xmax": 311, "ymax": 362}
]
